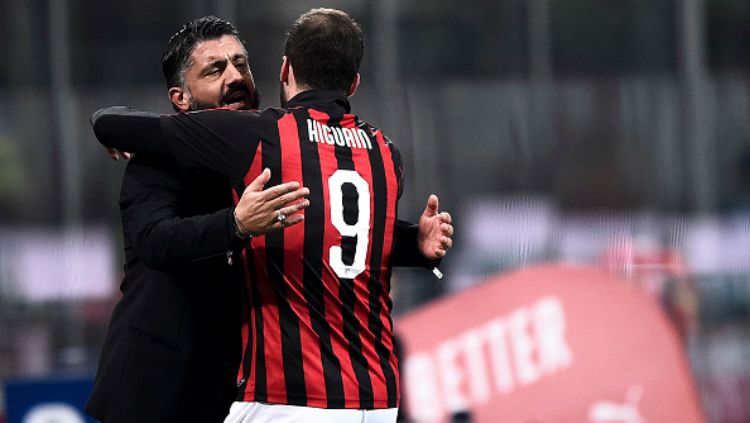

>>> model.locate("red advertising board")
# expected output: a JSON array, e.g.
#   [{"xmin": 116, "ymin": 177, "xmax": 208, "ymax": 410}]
[{"xmin": 397, "ymin": 264, "xmax": 705, "ymax": 423}]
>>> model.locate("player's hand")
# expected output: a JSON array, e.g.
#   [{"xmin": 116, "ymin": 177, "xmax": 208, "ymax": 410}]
[
  {"xmin": 417, "ymin": 194, "xmax": 453, "ymax": 260},
  {"xmin": 234, "ymin": 168, "xmax": 310, "ymax": 236},
  {"xmin": 106, "ymin": 147, "xmax": 132, "ymax": 161}
]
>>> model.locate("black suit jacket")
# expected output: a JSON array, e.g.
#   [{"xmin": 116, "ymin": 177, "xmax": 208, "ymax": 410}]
[{"xmin": 86, "ymin": 155, "xmax": 247, "ymax": 423}]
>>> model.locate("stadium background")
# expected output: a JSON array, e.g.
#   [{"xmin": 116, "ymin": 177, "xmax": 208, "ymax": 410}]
[{"xmin": 0, "ymin": 0, "xmax": 748, "ymax": 421}]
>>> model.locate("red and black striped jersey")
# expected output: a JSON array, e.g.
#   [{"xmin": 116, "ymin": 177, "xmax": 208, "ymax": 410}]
[{"xmin": 159, "ymin": 90, "xmax": 403, "ymax": 409}]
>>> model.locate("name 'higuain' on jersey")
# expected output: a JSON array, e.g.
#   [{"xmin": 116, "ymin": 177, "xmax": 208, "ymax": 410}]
[{"xmin": 306, "ymin": 119, "xmax": 373, "ymax": 150}]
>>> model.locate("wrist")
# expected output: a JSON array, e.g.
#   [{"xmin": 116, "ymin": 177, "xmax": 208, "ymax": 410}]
[{"xmin": 233, "ymin": 208, "xmax": 253, "ymax": 239}]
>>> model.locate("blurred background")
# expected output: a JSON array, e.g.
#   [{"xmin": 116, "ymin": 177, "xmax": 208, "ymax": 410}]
[{"xmin": 0, "ymin": 0, "xmax": 749, "ymax": 421}]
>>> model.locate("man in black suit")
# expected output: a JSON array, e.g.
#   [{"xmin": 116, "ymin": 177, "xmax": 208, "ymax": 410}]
[
  {"xmin": 85, "ymin": 17, "xmax": 311, "ymax": 423},
  {"xmin": 87, "ymin": 15, "xmax": 452, "ymax": 423}
]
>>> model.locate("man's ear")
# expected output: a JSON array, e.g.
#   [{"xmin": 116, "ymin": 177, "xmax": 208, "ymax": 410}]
[
  {"xmin": 280, "ymin": 56, "xmax": 290, "ymax": 84},
  {"xmin": 347, "ymin": 73, "xmax": 361, "ymax": 97},
  {"xmin": 168, "ymin": 87, "xmax": 191, "ymax": 111}
]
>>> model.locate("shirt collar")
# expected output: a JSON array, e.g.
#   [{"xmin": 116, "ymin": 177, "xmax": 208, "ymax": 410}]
[{"xmin": 284, "ymin": 90, "xmax": 352, "ymax": 114}]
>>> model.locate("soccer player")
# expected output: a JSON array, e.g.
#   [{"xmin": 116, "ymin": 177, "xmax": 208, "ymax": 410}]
[{"xmin": 92, "ymin": 8, "xmax": 452, "ymax": 422}]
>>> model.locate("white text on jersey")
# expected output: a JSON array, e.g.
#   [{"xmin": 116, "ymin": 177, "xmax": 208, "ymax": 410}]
[{"xmin": 307, "ymin": 119, "xmax": 373, "ymax": 150}]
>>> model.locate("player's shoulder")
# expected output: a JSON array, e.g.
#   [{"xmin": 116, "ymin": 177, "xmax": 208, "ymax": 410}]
[{"xmin": 357, "ymin": 119, "xmax": 396, "ymax": 147}]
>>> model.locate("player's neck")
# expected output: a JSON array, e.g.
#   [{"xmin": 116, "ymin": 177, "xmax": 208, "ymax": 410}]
[{"xmin": 282, "ymin": 61, "xmax": 307, "ymax": 105}]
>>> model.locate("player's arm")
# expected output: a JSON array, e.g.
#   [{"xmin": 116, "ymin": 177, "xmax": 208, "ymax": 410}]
[
  {"xmin": 92, "ymin": 107, "xmax": 169, "ymax": 155},
  {"xmin": 159, "ymin": 109, "xmax": 310, "ymax": 236},
  {"xmin": 121, "ymin": 155, "xmax": 248, "ymax": 269},
  {"xmin": 95, "ymin": 106, "xmax": 309, "ymax": 238},
  {"xmin": 158, "ymin": 109, "xmax": 259, "ymax": 180},
  {"xmin": 389, "ymin": 143, "xmax": 453, "ymax": 268},
  {"xmin": 92, "ymin": 107, "xmax": 255, "ymax": 180},
  {"xmin": 387, "ymin": 142, "xmax": 434, "ymax": 268}
]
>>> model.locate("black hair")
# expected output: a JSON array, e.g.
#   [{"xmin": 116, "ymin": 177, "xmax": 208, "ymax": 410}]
[
  {"xmin": 162, "ymin": 15, "xmax": 244, "ymax": 89},
  {"xmin": 283, "ymin": 8, "xmax": 364, "ymax": 94}
]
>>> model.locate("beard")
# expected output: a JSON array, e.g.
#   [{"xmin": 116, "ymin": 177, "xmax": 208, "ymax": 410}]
[
  {"xmin": 188, "ymin": 97, "xmax": 216, "ymax": 111},
  {"xmin": 236, "ymin": 85, "xmax": 260, "ymax": 109},
  {"xmin": 187, "ymin": 85, "xmax": 261, "ymax": 111}
]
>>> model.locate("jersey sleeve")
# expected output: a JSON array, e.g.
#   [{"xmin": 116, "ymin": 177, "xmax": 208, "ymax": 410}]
[
  {"xmin": 388, "ymin": 138, "xmax": 405, "ymax": 200},
  {"xmin": 91, "ymin": 106, "xmax": 169, "ymax": 155},
  {"xmin": 159, "ymin": 110, "xmax": 260, "ymax": 182},
  {"xmin": 387, "ymin": 141, "xmax": 439, "ymax": 268}
]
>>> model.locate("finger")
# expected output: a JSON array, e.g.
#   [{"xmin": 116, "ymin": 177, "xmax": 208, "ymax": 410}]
[
  {"xmin": 441, "ymin": 223, "xmax": 454, "ymax": 236},
  {"xmin": 438, "ymin": 212, "xmax": 452, "ymax": 224},
  {"xmin": 273, "ymin": 199, "xmax": 309, "ymax": 228},
  {"xmin": 422, "ymin": 194, "xmax": 439, "ymax": 218},
  {"xmin": 280, "ymin": 199, "xmax": 310, "ymax": 216},
  {"xmin": 283, "ymin": 214, "xmax": 304, "ymax": 227},
  {"xmin": 122, "ymin": 152, "xmax": 133, "ymax": 160},
  {"xmin": 270, "ymin": 214, "xmax": 305, "ymax": 231},
  {"xmin": 261, "ymin": 181, "xmax": 303, "ymax": 203},
  {"xmin": 426, "ymin": 194, "xmax": 440, "ymax": 215},
  {"xmin": 440, "ymin": 236, "xmax": 453, "ymax": 249},
  {"xmin": 246, "ymin": 168, "xmax": 272, "ymax": 192},
  {"xmin": 267, "ymin": 186, "xmax": 309, "ymax": 208}
]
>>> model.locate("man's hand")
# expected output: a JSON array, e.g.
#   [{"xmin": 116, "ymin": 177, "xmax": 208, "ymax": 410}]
[
  {"xmin": 106, "ymin": 147, "xmax": 132, "ymax": 161},
  {"xmin": 234, "ymin": 168, "xmax": 310, "ymax": 236},
  {"xmin": 417, "ymin": 194, "xmax": 453, "ymax": 260}
]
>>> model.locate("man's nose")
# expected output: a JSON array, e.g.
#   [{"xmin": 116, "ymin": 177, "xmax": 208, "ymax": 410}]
[{"xmin": 224, "ymin": 63, "xmax": 243, "ymax": 85}]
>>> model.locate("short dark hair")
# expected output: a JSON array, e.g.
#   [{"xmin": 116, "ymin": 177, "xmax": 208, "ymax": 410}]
[
  {"xmin": 162, "ymin": 16, "xmax": 244, "ymax": 89},
  {"xmin": 284, "ymin": 8, "xmax": 364, "ymax": 94}
]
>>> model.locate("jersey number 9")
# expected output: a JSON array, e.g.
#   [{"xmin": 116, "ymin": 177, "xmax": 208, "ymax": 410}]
[{"xmin": 328, "ymin": 170, "xmax": 370, "ymax": 279}]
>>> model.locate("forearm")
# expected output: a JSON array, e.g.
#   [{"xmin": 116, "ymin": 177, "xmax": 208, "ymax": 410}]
[
  {"xmin": 91, "ymin": 106, "xmax": 169, "ymax": 155},
  {"xmin": 120, "ymin": 156, "xmax": 246, "ymax": 269},
  {"xmin": 135, "ymin": 207, "xmax": 247, "ymax": 268}
]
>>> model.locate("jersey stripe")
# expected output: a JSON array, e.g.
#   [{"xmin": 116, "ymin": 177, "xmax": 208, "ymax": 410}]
[
  {"xmin": 345, "ymin": 122, "xmax": 391, "ymax": 408},
  {"xmin": 347, "ymin": 127, "xmax": 386, "ymax": 406},
  {"xmin": 372, "ymin": 130, "xmax": 400, "ymax": 407},
  {"xmin": 310, "ymin": 109, "xmax": 361, "ymax": 406},
  {"xmin": 294, "ymin": 109, "xmax": 346, "ymax": 408},
  {"xmin": 264, "ymin": 125, "xmax": 306, "ymax": 405},
  {"xmin": 329, "ymin": 113, "xmax": 376, "ymax": 408},
  {"xmin": 278, "ymin": 113, "xmax": 327, "ymax": 406}
]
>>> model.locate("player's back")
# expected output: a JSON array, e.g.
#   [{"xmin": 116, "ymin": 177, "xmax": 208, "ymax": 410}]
[{"xmin": 237, "ymin": 104, "xmax": 403, "ymax": 409}]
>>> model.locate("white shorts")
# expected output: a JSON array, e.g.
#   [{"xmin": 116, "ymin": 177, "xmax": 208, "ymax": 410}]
[{"xmin": 223, "ymin": 401, "xmax": 399, "ymax": 423}]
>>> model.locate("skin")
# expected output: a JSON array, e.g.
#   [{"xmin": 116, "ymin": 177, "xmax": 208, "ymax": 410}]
[
  {"xmin": 418, "ymin": 194, "xmax": 453, "ymax": 259},
  {"xmin": 169, "ymin": 35, "xmax": 260, "ymax": 112}
]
